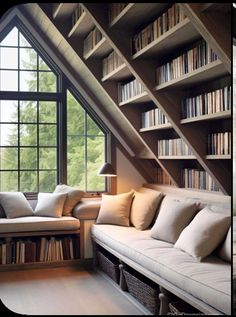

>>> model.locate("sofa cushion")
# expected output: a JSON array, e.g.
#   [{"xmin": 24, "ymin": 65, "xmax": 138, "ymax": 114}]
[
  {"xmin": 73, "ymin": 198, "xmax": 101, "ymax": 219},
  {"xmin": 54, "ymin": 184, "xmax": 84, "ymax": 216},
  {"xmin": 0, "ymin": 192, "xmax": 34, "ymax": 219},
  {"xmin": 150, "ymin": 197, "xmax": 199, "ymax": 243},
  {"xmin": 130, "ymin": 190, "xmax": 163, "ymax": 230},
  {"xmin": 0, "ymin": 216, "xmax": 80, "ymax": 233},
  {"xmin": 96, "ymin": 191, "xmax": 134, "ymax": 226},
  {"xmin": 174, "ymin": 207, "xmax": 230, "ymax": 261},
  {"xmin": 91, "ymin": 224, "xmax": 230, "ymax": 315},
  {"xmin": 34, "ymin": 192, "xmax": 67, "ymax": 218},
  {"xmin": 218, "ymin": 227, "xmax": 231, "ymax": 263}
]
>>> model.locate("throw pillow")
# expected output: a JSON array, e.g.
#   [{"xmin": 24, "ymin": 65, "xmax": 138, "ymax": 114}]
[
  {"xmin": 218, "ymin": 227, "xmax": 231, "ymax": 262},
  {"xmin": 174, "ymin": 207, "xmax": 230, "ymax": 261},
  {"xmin": 34, "ymin": 192, "xmax": 67, "ymax": 218},
  {"xmin": 130, "ymin": 190, "xmax": 163, "ymax": 230},
  {"xmin": 96, "ymin": 191, "xmax": 134, "ymax": 226},
  {"xmin": 150, "ymin": 197, "xmax": 199, "ymax": 243},
  {"xmin": 0, "ymin": 192, "xmax": 34, "ymax": 219},
  {"xmin": 54, "ymin": 184, "xmax": 84, "ymax": 216}
]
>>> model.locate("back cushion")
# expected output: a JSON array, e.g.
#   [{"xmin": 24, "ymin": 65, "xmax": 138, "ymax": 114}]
[{"xmin": 218, "ymin": 227, "xmax": 231, "ymax": 262}]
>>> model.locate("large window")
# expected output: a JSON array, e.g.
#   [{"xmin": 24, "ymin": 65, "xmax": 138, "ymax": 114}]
[{"xmin": 0, "ymin": 25, "xmax": 107, "ymax": 192}]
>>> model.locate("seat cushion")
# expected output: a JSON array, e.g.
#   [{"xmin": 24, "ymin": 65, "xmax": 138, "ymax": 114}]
[
  {"xmin": 91, "ymin": 224, "xmax": 230, "ymax": 315},
  {"xmin": 0, "ymin": 216, "xmax": 80, "ymax": 233}
]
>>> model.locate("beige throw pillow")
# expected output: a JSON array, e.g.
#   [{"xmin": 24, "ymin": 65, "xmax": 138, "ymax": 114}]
[
  {"xmin": 34, "ymin": 193, "xmax": 67, "ymax": 218},
  {"xmin": 174, "ymin": 207, "xmax": 230, "ymax": 261},
  {"xmin": 0, "ymin": 192, "xmax": 34, "ymax": 219},
  {"xmin": 130, "ymin": 190, "xmax": 163, "ymax": 230},
  {"xmin": 96, "ymin": 191, "xmax": 134, "ymax": 226},
  {"xmin": 218, "ymin": 227, "xmax": 231, "ymax": 262},
  {"xmin": 150, "ymin": 197, "xmax": 199, "ymax": 243},
  {"xmin": 54, "ymin": 184, "xmax": 84, "ymax": 216}
]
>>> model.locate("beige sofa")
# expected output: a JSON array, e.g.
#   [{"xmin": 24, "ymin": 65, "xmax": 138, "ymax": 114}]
[{"xmin": 90, "ymin": 186, "xmax": 231, "ymax": 315}]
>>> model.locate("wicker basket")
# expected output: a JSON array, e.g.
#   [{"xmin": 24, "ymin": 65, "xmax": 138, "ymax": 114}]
[
  {"xmin": 97, "ymin": 248, "xmax": 120, "ymax": 284},
  {"xmin": 123, "ymin": 267, "xmax": 160, "ymax": 314},
  {"xmin": 169, "ymin": 301, "xmax": 204, "ymax": 315}
]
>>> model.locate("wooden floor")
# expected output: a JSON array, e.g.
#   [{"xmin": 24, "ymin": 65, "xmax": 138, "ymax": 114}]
[{"xmin": 0, "ymin": 266, "xmax": 146, "ymax": 315}]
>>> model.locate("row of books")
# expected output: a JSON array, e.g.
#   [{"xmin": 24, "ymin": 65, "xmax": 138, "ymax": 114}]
[
  {"xmin": 119, "ymin": 78, "xmax": 145, "ymax": 103},
  {"xmin": 181, "ymin": 86, "xmax": 231, "ymax": 119},
  {"xmin": 0, "ymin": 236, "xmax": 80, "ymax": 265},
  {"xmin": 102, "ymin": 50, "xmax": 124, "ymax": 77},
  {"xmin": 84, "ymin": 27, "xmax": 103, "ymax": 57},
  {"xmin": 109, "ymin": 3, "xmax": 128, "ymax": 23},
  {"xmin": 207, "ymin": 132, "xmax": 231, "ymax": 156},
  {"xmin": 71, "ymin": 4, "xmax": 84, "ymax": 28},
  {"xmin": 157, "ymin": 168, "xmax": 173, "ymax": 185},
  {"xmin": 158, "ymin": 138, "xmax": 194, "ymax": 157},
  {"xmin": 157, "ymin": 40, "xmax": 218, "ymax": 84},
  {"xmin": 141, "ymin": 108, "xmax": 169, "ymax": 129},
  {"xmin": 132, "ymin": 4, "xmax": 186, "ymax": 54},
  {"xmin": 182, "ymin": 168, "xmax": 220, "ymax": 192}
]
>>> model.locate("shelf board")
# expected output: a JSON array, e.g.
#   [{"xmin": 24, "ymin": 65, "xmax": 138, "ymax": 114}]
[
  {"xmin": 139, "ymin": 123, "xmax": 172, "ymax": 132},
  {"xmin": 206, "ymin": 155, "xmax": 231, "ymax": 160},
  {"xmin": 155, "ymin": 60, "xmax": 228, "ymax": 91},
  {"xmin": 68, "ymin": 11, "xmax": 94, "ymax": 38},
  {"xmin": 101, "ymin": 63, "xmax": 132, "ymax": 82},
  {"xmin": 119, "ymin": 91, "xmax": 150, "ymax": 106},
  {"xmin": 132, "ymin": 19, "xmax": 200, "ymax": 59},
  {"xmin": 52, "ymin": 3, "xmax": 77, "ymax": 19},
  {"xmin": 180, "ymin": 110, "xmax": 231, "ymax": 124},
  {"xmin": 158, "ymin": 155, "xmax": 196, "ymax": 160},
  {"xmin": 83, "ymin": 38, "xmax": 112, "ymax": 60}
]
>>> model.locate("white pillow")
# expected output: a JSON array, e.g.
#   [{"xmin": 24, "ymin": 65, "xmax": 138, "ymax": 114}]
[
  {"xmin": 96, "ymin": 191, "xmax": 134, "ymax": 226},
  {"xmin": 218, "ymin": 227, "xmax": 231, "ymax": 262},
  {"xmin": 174, "ymin": 207, "xmax": 230, "ymax": 261},
  {"xmin": 34, "ymin": 193, "xmax": 67, "ymax": 218},
  {"xmin": 0, "ymin": 192, "xmax": 34, "ymax": 219}
]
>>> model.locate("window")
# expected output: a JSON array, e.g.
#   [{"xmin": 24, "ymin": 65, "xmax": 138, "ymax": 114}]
[{"xmin": 0, "ymin": 24, "xmax": 108, "ymax": 193}]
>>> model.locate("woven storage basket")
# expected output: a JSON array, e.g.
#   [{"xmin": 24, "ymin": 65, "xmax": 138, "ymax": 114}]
[
  {"xmin": 169, "ymin": 301, "xmax": 204, "ymax": 315},
  {"xmin": 97, "ymin": 249, "xmax": 120, "ymax": 284},
  {"xmin": 123, "ymin": 267, "xmax": 160, "ymax": 314}
]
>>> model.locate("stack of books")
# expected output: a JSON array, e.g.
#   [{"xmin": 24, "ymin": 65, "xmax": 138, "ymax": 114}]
[
  {"xmin": 158, "ymin": 138, "xmax": 194, "ymax": 156},
  {"xmin": 181, "ymin": 85, "xmax": 231, "ymax": 119},
  {"xmin": 157, "ymin": 40, "xmax": 218, "ymax": 84},
  {"xmin": 141, "ymin": 108, "xmax": 169, "ymax": 129},
  {"xmin": 207, "ymin": 132, "xmax": 231, "ymax": 155},
  {"xmin": 119, "ymin": 78, "xmax": 145, "ymax": 103},
  {"xmin": 182, "ymin": 168, "xmax": 220, "ymax": 191},
  {"xmin": 102, "ymin": 51, "xmax": 123, "ymax": 77},
  {"xmin": 157, "ymin": 168, "xmax": 173, "ymax": 185},
  {"xmin": 84, "ymin": 27, "xmax": 103, "ymax": 57}
]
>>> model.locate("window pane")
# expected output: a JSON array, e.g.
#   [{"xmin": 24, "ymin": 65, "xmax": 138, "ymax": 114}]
[
  {"xmin": 0, "ymin": 70, "xmax": 18, "ymax": 91},
  {"xmin": 39, "ymin": 170, "xmax": 56, "ymax": 192},
  {"xmin": 19, "ymin": 48, "xmax": 37, "ymax": 70},
  {"xmin": 19, "ymin": 32, "xmax": 31, "ymax": 47},
  {"xmin": 0, "ymin": 171, "xmax": 18, "ymax": 191},
  {"xmin": 20, "ymin": 148, "xmax": 37, "ymax": 170},
  {"xmin": 39, "ymin": 101, "xmax": 56, "ymax": 123},
  {"xmin": 20, "ymin": 171, "xmax": 37, "ymax": 192},
  {"xmin": 0, "ymin": 100, "xmax": 18, "ymax": 122},
  {"xmin": 0, "ymin": 147, "xmax": 18, "ymax": 170},
  {"xmin": 0, "ymin": 124, "xmax": 18, "ymax": 146},
  {"xmin": 0, "ymin": 27, "xmax": 18, "ymax": 46},
  {"xmin": 67, "ymin": 91, "xmax": 85, "ymax": 135},
  {"xmin": 67, "ymin": 136, "xmax": 85, "ymax": 189},
  {"xmin": 39, "ymin": 56, "xmax": 51, "ymax": 71},
  {"xmin": 87, "ymin": 136, "xmax": 105, "ymax": 191},
  {"xmin": 20, "ymin": 71, "xmax": 37, "ymax": 92},
  {"xmin": 20, "ymin": 124, "xmax": 37, "ymax": 146},
  {"xmin": 39, "ymin": 72, "xmax": 57, "ymax": 92},
  {"xmin": 0, "ymin": 47, "xmax": 18, "ymax": 69},
  {"xmin": 20, "ymin": 101, "xmax": 37, "ymax": 123},
  {"xmin": 39, "ymin": 147, "xmax": 56, "ymax": 169},
  {"xmin": 87, "ymin": 114, "xmax": 104, "ymax": 136},
  {"xmin": 39, "ymin": 125, "xmax": 56, "ymax": 146}
]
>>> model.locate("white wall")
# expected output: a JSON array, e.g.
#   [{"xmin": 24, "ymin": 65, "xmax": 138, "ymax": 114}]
[{"xmin": 116, "ymin": 147, "xmax": 146, "ymax": 193}]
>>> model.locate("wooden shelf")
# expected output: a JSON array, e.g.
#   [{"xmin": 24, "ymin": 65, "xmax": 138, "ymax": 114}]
[
  {"xmin": 158, "ymin": 156, "xmax": 196, "ymax": 160},
  {"xmin": 84, "ymin": 37, "xmax": 112, "ymax": 60},
  {"xmin": 119, "ymin": 91, "xmax": 150, "ymax": 106},
  {"xmin": 206, "ymin": 155, "xmax": 231, "ymax": 160},
  {"xmin": 52, "ymin": 3, "xmax": 77, "ymax": 19},
  {"xmin": 140, "ymin": 123, "xmax": 172, "ymax": 132},
  {"xmin": 102, "ymin": 64, "xmax": 132, "ymax": 82},
  {"xmin": 132, "ymin": 19, "xmax": 200, "ymax": 59},
  {"xmin": 68, "ymin": 11, "xmax": 94, "ymax": 38},
  {"xmin": 180, "ymin": 110, "xmax": 231, "ymax": 124},
  {"xmin": 155, "ymin": 60, "xmax": 228, "ymax": 91}
]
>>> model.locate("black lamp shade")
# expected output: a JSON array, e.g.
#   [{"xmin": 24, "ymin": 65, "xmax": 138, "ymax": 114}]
[{"xmin": 98, "ymin": 163, "xmax": 116, "ymax": 176}]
